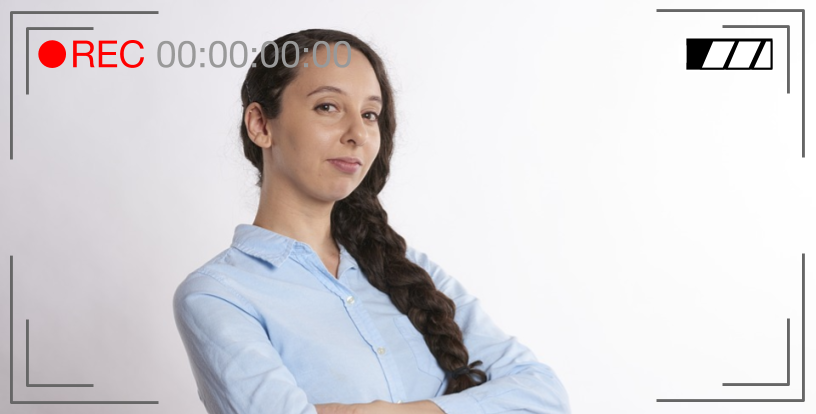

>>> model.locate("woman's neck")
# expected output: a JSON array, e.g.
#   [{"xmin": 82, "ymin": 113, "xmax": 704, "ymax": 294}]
[{"xmin": 253, "ymin": 182, "xmax": 338, "ymax": 257}]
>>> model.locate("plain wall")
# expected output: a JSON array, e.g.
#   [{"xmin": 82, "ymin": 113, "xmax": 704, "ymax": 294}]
[{"xmin": 1, "ymin": 0, "xmax": 812, "ymax": 413}]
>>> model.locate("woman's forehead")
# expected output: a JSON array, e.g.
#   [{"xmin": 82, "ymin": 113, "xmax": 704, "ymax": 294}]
[{"xmin": 290, "ymin": 48, "xmax": 381, "ymax": 100}]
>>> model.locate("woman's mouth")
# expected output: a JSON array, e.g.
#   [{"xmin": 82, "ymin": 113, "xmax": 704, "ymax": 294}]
[{"xmin": 328, "ymin": 159, "xmax": 361, "ymax": 173}]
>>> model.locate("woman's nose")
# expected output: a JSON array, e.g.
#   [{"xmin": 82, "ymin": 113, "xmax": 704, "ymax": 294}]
[{"xmin": 343, "ymin": 114, "xmax": 369, "ymax": 146}]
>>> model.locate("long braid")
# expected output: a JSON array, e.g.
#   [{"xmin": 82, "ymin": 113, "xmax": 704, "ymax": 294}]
[{"xmin": 332, "ymin": 187, "xmax": 487, "ymax": 392}]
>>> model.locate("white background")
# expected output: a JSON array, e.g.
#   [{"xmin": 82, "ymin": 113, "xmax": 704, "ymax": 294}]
[{"xmin": 1, "ymin": 0, "xmax": 813, "ymax": 413}]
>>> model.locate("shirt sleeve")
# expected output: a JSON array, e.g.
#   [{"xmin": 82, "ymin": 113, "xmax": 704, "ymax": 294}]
[
  {"xmin": 407, "ymin": 247, "xmax": 572, "ymax": 414},
  {"xmin": 173, "ymin": 271, "xmax": 318, "ymax": 414}
]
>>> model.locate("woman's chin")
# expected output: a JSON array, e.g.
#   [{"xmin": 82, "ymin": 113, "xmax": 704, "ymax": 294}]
[{"xmin": 322, "ymin": 185, "xmax": 358, "ymax": 202}]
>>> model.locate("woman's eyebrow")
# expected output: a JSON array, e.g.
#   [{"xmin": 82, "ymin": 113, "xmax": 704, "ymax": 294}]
[{"xmin": 306, "ymin": 85, "xmax": 382, "ymax": 104}]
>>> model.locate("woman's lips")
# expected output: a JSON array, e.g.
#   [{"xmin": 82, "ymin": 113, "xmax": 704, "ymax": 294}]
[{"xmin": 328, "ymin": 159, "xmax": 361, "ymax": 173}]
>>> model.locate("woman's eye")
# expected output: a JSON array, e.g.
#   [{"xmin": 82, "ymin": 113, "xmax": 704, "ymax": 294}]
[
  {"xmin": 315, "ymin": 103, "xmax": 338, "ymax": 113},
  {"xmin": 364, "ymin": 112, "xmax": 380, "ymax": 122}
]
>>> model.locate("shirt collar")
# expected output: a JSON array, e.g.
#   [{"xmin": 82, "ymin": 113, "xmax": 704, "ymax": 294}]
[{"xmin": 230, "ymin": 223, "xmax": 358, "ymax": 272}]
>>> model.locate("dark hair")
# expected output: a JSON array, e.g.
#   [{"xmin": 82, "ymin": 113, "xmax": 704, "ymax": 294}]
[{"xmin": 239, "ymin": 29, "xmax": 487, "ymax": 394}]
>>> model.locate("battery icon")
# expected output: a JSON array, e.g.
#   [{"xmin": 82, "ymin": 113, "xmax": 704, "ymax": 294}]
[{"xmin": 686, "ymin": 39, "xmax": 772, "ymax": 70}]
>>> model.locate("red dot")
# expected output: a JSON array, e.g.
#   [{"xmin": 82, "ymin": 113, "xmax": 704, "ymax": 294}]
[{"xmin": 38, "ymin": 40, "xmax": 66, "ymax": 68}]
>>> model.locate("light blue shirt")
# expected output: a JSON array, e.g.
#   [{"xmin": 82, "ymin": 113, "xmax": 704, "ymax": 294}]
[{"xmin": 173, "ymin": 223, "xmax": 571, "ymax": 414}]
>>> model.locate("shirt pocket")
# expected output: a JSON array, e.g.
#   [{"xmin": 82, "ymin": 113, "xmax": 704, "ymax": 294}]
[{"xmin": 392, "ymin": 315, "xmax": 446, "ymax": 381}]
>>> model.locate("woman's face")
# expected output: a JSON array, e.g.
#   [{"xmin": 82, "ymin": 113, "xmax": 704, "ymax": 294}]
[{"xmin": 254, "ymin": 45, "xmax": 382, "ymax": 205}]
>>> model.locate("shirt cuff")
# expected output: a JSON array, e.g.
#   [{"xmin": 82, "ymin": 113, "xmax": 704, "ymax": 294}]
[{"xmin": 428, "ymin": 391, "xmax": 486, "ymax": 414}]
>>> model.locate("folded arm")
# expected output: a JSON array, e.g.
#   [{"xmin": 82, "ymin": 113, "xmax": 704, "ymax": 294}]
[{"xmin": 407, "ymin": 247, "xmax": 572, "ymax": 414}]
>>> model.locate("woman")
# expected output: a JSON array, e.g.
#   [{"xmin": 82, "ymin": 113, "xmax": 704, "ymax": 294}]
[{"xmin": 173, "ymin": 29, "xmax": 570, "ymax": 414}]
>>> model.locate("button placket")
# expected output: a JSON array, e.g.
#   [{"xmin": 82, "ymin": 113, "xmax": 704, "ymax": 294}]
[{"xmin": 305, "ymin": 254, "xmax": 407, "ymax": 401}]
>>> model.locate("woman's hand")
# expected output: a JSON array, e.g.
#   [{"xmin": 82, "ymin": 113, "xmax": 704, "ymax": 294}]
[
  {"xmin": 315, "ymin": 400, "xmax": 392, "ymax": 414},
  {"xmin": 315, "ymin": 402, "xmax": 361, "ymax": 414},
  {"xmin": 316, "ymin": 399, "xmax": 444, "ymax": 414}
]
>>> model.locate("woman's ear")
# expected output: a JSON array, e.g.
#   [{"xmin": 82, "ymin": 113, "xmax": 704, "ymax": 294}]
[{"xmin": 245, "ymin": 103, "xmax": 273, "ymax": 148}]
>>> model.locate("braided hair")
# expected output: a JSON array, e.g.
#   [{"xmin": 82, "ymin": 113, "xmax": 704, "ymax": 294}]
[{"xmin": 239, "ymin": 28, "xmax": 487, "ymax": 394}]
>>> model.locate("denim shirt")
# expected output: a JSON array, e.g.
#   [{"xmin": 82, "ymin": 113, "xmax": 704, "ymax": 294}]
[{"xmin": 173, "ymin": 223, "xmax": 571, "ymax": 414}]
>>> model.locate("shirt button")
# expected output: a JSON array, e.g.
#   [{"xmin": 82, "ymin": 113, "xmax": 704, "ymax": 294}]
[
  {"xmin": 396, "ymin": 400, "xmax": 402, "ymax": 404},
  {"xmin": 346, "ymin": 296, "xmax": 355, "ymax": 305},
  {"xmin": 377, "ymin": 347, "xmax": 386, "ymax": 355}
]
